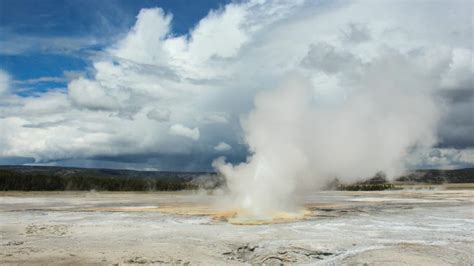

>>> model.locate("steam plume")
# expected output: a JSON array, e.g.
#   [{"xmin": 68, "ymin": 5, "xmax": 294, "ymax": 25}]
[{"xmin": 214, "ymin": 52, "xmax": 440, "ymax": 217}]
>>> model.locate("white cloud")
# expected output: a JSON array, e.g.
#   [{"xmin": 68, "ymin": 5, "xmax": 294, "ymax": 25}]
[
  {"xmin": 0, "ymin": 0, "xmax": 471, "ymax": 171},
  {"xmin": 214, "ymin": 142, "xmax": 231, "ymax": 152},
  {"xmin": 12, "ymin": 70, "xmax": 86, "ymax": 86},
  {"xmin": 0, "ymin": 35, "xmax": 102, "ymax": 55},
  {"xmin": 13, "ymin": 76, "xmax": 66, "ymax": 85},
  {"xmin": 169, "ymin": 124, "xmax": 200, "ymax": 141},
  {"xmin": 111, "ymin": 8, "xmax": 172, "ymax": 66},
  {"xmin": 185, "ymin": 3, "xmax": 249, "ymax": 62}
]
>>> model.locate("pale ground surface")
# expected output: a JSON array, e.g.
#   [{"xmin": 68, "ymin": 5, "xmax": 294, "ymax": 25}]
[{"xmin": 0, "ymin": 190, "xmax": 473, "ymax": 265}]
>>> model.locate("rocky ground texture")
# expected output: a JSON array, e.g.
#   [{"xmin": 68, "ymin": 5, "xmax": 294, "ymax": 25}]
[{"xmin": 0, "ymin": 190, "xmax": 473, "ymax": 265}]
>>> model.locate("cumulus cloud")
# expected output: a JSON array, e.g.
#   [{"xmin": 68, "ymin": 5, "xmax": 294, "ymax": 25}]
[
  {"xmin": 0, "ymin": 0, "xmax": 471, "ymax": 172},
  {"xmin": 68, "ymin": 78, "xmax": 120, "ymax": 110},
  {"xmin": 112, "ymin": 8, "xmax": 172, "ymax": 66},
  {"xmin": 214, "ymin": 142, "xmax": 231, "ymax": 152},
  {"xmin": 169, "ymin": 124, "xmax": 200, "ymax": 141}
]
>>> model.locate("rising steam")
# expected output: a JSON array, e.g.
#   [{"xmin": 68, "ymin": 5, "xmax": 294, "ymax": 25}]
[{"xmin": 214, "ymin": 52, "xmax": 440, "ymax": 217}]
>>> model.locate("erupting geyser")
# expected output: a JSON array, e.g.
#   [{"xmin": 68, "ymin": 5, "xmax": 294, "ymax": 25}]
[{"xmin": 214, "ymin": 54, "xmax": 440, "ymax": 221}]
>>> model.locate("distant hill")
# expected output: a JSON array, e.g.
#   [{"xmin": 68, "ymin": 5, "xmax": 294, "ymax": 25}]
[
  {"xmin": 333, "ymin": 168, "xmax": 474, "ymax": 191},
  {"xmin": 0, "ymin": 165, "xmax": 472, "ymax": 191},
  {"xmin": 0, "ymin": 165, "xmax": 210, "ymax": 181},
  {"xmin": 0, "ymin": 165, "xmax": 216, "ymax": 191},
  {"xmin": 396, "ymin": 168, "xmax": 474, "ymax": 184}
]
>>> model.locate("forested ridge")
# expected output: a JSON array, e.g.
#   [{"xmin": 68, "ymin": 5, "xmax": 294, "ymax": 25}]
[
  {"xmin": 0, "ymin": 166, "xmax": 472, "ymax": 191},
  {"xmin": 0, "ymin": 166, "xmax": 206, "ymax": 191}
]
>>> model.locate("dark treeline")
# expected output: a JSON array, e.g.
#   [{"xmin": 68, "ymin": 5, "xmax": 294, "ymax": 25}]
[
  {"xmin": 396, "ymin": 168, "xmax": 474, "ymax": 184},
  {"xmin": 333, "ymin": 172, "xmax": 399, "ymax": 191},
  {"xmin": 1, "ymin": 165, "xmax": 472, "ymax": 191},
  {"xmin": 338, "ymin": 183, "xmax": 398, "ymax": 191},
  {"xmin": 0, "ymin": 169, "xmax": 197, "ymax": 191},
  {"xmin": 331, "ymin": 169, "xmax": 474, "ymax": 191}
]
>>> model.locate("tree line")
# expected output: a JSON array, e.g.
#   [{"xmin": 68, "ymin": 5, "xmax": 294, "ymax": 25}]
[{"xmin": 0, "ymin": 170, "xmax": 196, "ymax": 191}]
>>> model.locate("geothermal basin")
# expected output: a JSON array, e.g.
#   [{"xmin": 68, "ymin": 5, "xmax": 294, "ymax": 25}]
[{"xmin": 1, "ymin": 189, "xmax": 473, "ymax": 265}]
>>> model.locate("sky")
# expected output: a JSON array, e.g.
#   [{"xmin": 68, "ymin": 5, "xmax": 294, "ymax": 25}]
[{"xmin": 0, "ymin": 0, "xmax": 473, "ymax": 172}]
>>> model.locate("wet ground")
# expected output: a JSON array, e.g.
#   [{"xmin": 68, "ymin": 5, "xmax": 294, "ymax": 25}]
[{"xmin": 0, "ymin": 190, "xmax": 473, "ymax": 265}]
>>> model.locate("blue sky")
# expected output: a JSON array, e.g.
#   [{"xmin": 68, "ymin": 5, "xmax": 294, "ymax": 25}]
[{"xmin": 0, "ymin": 0, "xmax": 230, "ymax": 95}]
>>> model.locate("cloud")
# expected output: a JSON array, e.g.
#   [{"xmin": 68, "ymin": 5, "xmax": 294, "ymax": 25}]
[
  {"xmin": 12, "ymin": 70, "xmax": 87, "ymax": 86},
  {"xmin": 407, "ymin": 148, "xmax": 474, "ymax": 169},
  {"xmin": 0, "ymin": 0, "xmax": 471, "ymax": 171},
  {"xmin": 169, "ymin": 124, "xmax": 200, "ymax": 140},
  {"xmin": 0, "ymin": 70, "xmax": 11, "ymax": 95},
  {"xmin": 147, "ymin": 108, "xmax": 171, "ymax": 122},
  {"xmin": 13, "ymin": 76, "xmax": 66, "ymax": 86},
  {"xmin": 440, "ymin": 48, "xmax": 473, "ymax": 90},
  {"xmin": 111, "ymin": 8, "xmax": 172, "ymax": 66},
  {"xmin": 0, "ymin": 35, "xmax": 102, "ymax": 56},
  {"xmin": 437, "ymin": 100, "xmax": 474, "ymax": 148},
  {"xmin": 68, "ymin": 78, "xmax": 120, "ymax": 110},
  {"xmin": 301, "ymin": 42, "xmax": 357, "ymax": 74},
  {"xmin": 197, "ymin": 113, "xmax": 228, "ymax": 124},
  {"xmin": 214, "ymin": 142, "xmax": 231, "ymax": 152},
  {"xmin": 341, "ymin": 23, "xmax": 370, "ymax": 43}
]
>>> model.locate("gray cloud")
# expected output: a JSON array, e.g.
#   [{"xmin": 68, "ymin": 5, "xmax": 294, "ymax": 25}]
[
  {"xmin": 437, "ymin": 101, "xmax": 474, "ymax": 148},
  {"xmin": 341, "ymin": 23, "xmax": 370, "ymax": 43},
  {"xmin": 147, "ymin": 108, "xmax": 171, "ymax": 122},
  {"xmin": 301, "ymin": 43, "xmax": 358, "ymax": 74}
]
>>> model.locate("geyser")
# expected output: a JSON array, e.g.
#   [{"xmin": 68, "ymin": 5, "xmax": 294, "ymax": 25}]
[{"xmin": 214, "ymin": 52, "xmax": 440, "ymax": 219}]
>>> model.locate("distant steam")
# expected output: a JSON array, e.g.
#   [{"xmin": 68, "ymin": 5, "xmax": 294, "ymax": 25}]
[{"xmin": 214, "ymin": 52, "xmax": 440, "ymax": 217}]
